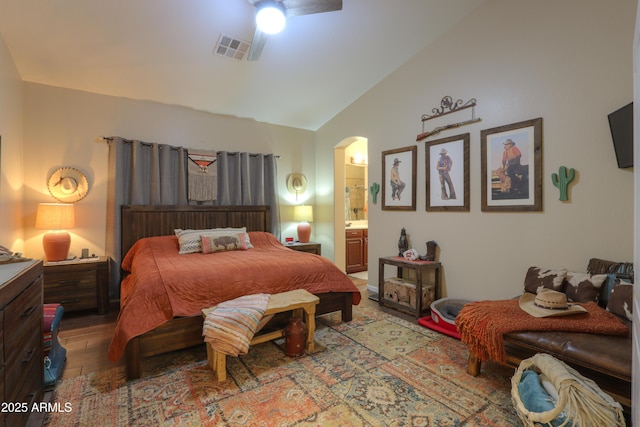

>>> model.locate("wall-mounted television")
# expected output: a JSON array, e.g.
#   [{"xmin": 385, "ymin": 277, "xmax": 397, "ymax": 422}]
[{"xmin": 607, "ymin": 102, "xmax": 633, "ymax": 168}]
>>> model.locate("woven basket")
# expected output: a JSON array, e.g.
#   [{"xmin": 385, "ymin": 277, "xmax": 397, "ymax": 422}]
[{"xmin": 511, "ymin": 354, "xmax": 625, "ymax": 427}]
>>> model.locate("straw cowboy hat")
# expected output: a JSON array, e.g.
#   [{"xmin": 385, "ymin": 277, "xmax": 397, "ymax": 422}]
[
  {"xmin": 519, "ymin": 289, "xmax": 587, "ymax": 318},
  {"xmin": 286, "ymin": 173, "xmax": 307, "ymax": 195},
  {"xmin": 47, "ymin": 166, "xmax": 89, "ymax": 203}
]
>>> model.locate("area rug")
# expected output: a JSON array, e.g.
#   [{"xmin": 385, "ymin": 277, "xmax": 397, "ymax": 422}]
[{"xmin": 45, "ymin": 292, "xmax": 520, "ymax": 426}]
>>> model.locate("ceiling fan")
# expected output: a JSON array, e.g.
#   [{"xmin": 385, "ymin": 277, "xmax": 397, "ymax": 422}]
[{"xmin": 246, "ymin": 0, "xmax": 343, "ymax": 61}]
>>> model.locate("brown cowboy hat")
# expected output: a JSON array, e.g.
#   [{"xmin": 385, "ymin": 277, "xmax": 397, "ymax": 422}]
[{"xmin": 519, "ymin": 289, "xmax": 587, "ymax": 318}]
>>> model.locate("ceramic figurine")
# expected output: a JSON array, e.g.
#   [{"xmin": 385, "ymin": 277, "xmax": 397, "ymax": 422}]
[{"xmin": 398, "ymin": 228, "xmax": 409, "ymax": 256}]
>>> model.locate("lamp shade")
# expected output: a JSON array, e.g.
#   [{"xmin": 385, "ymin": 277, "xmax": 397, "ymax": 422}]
[
  {"xmin": 36, "ymin": 203, "xmax": 75, "ymax": 230},
  {"xmin": 36, "ymin": 203, "xmax": 75, "ymax": 262},
  {"xmin": 293, "ymin": 205, "xmax": 313, "ymax": 223}
]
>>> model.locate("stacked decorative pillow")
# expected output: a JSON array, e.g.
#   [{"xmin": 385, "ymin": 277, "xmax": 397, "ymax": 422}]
[
  {"xmin": 201, "ymin": 231, "xmax": 248, "ymax": 254},
  {"xmin": 523, "ymin": 265, "xmax": 633, "ymax": 322},
  {"xmin": 175, "ymin": 228, "xmax": 253, "ymax": 254},
  {"xmin": 563, "ymin": 272, "xmax": 608, "ymax": 303},
  {"xmin": 523, "ymin": 267, "xmax": 567, "ymax": 294},
  {"xmin": 607, "ymin": 279, "xmax": 633, "ymax": 321}
]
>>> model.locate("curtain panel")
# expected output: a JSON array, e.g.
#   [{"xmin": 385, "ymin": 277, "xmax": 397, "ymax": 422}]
[
  {"xmin": 217, "ymin": 151, "xmax": 281, "ymax": 239},
  {"xmin": 105, "ymin": 139, "xmax": 280, "ymax": 298},
  {"xmin": 105, "ymin": 138, "xmax": 188, "ymax": 298}
]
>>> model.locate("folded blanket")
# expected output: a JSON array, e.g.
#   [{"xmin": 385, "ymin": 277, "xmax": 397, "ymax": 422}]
[
  {"xmin": 203, "ymin": 294, "xmax": 270, "ymax": 357},
  {"xmin": 457, "ymin": 299, "xmax": 629, "ymax": 364}
]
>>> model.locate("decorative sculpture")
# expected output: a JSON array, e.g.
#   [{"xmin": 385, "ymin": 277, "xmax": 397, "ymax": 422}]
[
  {"xmin": 551, "ymin": 166, "xmax": 575, "ymax": 201},
  {"xmin": 370, "ymin": 182, "xmax": 380, "ymax": 204},
  {"xmin": 419, "ymin": 241, "xmax": 438, "ymax": 261},
  {"xmin": 417, "ymin": 96, "xmax": 482, "ymax": 141},
  {"xmin": 398, "ymin": 228, "xmax": 409, "ymax": 256}
]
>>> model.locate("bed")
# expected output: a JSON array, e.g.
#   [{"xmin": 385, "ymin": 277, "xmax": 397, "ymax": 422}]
[{"xmin": 108, "ymin": 205, "xmax": 361, "ymax": 379}]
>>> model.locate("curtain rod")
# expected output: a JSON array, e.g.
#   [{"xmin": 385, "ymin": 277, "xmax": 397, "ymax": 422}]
[{"xmin": 100, "ymin": 137, "xmax": 279, "ymax": 158}]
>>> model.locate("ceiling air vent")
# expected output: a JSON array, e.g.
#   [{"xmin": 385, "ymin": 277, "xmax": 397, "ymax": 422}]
[{"xmin": 213, "ymin": 34, "xmax": 251, "ymax": 60}]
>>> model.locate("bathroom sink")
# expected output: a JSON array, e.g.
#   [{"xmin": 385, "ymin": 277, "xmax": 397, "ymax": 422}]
[{"xmin": 345, "ymin": 221, "xmax": 368, "ymax": 229}]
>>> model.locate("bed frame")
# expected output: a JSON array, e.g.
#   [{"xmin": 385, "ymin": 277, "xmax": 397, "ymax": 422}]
[{"xmin": 120, "ymin": 205, "xmax": 354, "ymax": 379}]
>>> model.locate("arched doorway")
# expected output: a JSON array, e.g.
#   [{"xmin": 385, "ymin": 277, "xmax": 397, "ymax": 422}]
[{"xmin": 333, "ymin": 136, "xmax": 368, "ymax": 274}]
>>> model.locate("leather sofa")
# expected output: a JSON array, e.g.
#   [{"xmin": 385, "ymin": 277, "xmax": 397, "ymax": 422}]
[{"xmin": 466, "ymin": 258, "xmax": 633, "ymax": 410}]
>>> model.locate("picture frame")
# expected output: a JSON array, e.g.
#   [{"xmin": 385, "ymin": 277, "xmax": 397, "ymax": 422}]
[
  {"xmin": 426, "ymin": 133, "xmax": 470, "ymax": 212},
  {"xmin": 382, "ymin": 145, "xmax": 417, "ymax": 211},
  {"xmin": 480, "ymin": 118, "xmax": 543, "ymax": 212}
]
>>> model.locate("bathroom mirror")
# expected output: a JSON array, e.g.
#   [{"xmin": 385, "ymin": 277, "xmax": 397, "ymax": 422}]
[{"xmin": 345, "ymin": 163, "xmax": 367, "ymax": 221}]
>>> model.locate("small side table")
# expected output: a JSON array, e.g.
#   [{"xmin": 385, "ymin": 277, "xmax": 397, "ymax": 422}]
[
  {"xmin": 285, "ymin": 241, "xmax": 321, "ymax": 255},
  {"xmin": 43, "ymin": 256, "xmax": 110, "ymax": 314},
  {"xmin": 378, "ymin": 256, "xmax": 441, "ymax": 318}
]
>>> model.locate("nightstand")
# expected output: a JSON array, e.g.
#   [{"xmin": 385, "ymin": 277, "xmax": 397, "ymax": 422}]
[
  {"xmin": 285, "ymin": 242, "xmax": 321, "ymax": 255},
  {"xmin": 43, "ymin": 256, "xmax": 110, "ymax": 315}
]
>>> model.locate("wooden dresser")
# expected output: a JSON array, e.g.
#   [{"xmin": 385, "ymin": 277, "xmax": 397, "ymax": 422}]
[{"xmin": 0, "ymin": 260, "xmax": 44, "ymax": 427}]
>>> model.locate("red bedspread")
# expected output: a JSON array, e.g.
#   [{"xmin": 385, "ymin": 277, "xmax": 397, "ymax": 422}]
[{"xmin": 108, "ymin": 232, "xmax": 361, "ymax": 361}]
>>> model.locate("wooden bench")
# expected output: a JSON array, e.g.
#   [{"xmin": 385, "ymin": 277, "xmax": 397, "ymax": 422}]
[{"xmin": 201, "ymin": 289, "xmax": 320, "ymax": 381}]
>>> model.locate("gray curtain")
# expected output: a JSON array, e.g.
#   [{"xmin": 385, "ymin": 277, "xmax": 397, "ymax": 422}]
[
  {"xmin": 105, "ymin": 137, "xmax": 188, "ymax": 298},
  {"xmin": 217, "ymin": 151, "xmax": 281, "ymax": 240}
]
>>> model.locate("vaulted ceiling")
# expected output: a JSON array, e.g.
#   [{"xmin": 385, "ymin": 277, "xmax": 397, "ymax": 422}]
[{"xmin": 0, "ymin": 0, "xmax": 485, "ymax": 130}]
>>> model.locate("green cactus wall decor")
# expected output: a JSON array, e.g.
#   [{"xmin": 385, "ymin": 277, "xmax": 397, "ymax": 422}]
[
  {"xmin": 551, "ymin": 166, "xmax": 575, "ymax": 201},
  {"xmin": 370, "ymin": 182, "xmax": 380, "ymax": 204}
]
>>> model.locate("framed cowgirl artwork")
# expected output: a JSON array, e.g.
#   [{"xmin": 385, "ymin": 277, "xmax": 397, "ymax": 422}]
[
  {"xmin": 480, "ymin": 118, "xmax": 543, "ymax": 212},
  {"xmin": 382, "ymin": 145, "xmax": 416, "ymax": 211},
  {"xmin": 426, "ymin": 133, "xmax": 470, "ymax": 212}
]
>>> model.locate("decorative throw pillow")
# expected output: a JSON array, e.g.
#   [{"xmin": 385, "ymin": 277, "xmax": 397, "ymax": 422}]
[
  {"xmin": 563, "ymin": 272, "xmax": 607, "ymax": 303},
  {"xmin": 175, "ymin": 227, "xmax": 253, "ymax": 254},
  {"xmin": 523, "ymin": 267, "xmax": 567, "ymax": 294},
  {"xmin": 201, "ymin": 232, "xmax": 248, "ymax": 254},
  {"xmin": 606, "ymin": 280, "xmax": 633, "ymax": 321},
  {"xmin": 598, "ymin": 274, "xmax": 618, "ymax": 307}
]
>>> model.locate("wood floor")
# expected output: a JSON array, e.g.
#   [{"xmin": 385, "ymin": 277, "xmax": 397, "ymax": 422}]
[{"xmin": 56, "ymin": 302, "xmax": 124, "ymax": 380}]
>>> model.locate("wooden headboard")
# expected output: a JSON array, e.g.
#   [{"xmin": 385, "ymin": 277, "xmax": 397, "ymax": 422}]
[{"xmin": 121, "ymin": 205, "xmax": 271, "ymax": 257}]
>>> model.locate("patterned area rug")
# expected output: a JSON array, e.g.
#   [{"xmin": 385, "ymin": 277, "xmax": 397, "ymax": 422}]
[{"xmin": 45, "ymin": 289, "xmax": 519, "ymax": 426}]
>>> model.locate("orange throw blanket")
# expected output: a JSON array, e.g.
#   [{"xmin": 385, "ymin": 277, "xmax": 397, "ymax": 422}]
[{"xmin": 457, "ymin": 299, "xmax": 629, "ymax": 364}]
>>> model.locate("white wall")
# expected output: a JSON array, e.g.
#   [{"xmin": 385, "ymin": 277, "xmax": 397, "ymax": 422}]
[
  {"xmin": 0, "ymin": 36, "xmax": 24, "ymax": 252},
  {"xmin": 317, "ymin": 0, "xmax": 636, "ymax": 300},
  {"xmin": 21, "ymin": 83, "xmax": 316, "ymax": 260}
]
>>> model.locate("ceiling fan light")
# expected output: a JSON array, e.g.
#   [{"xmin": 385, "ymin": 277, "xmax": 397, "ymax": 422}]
[{"xmin": 256, "ymin": 2, "xmax": 286, "ymax": 34}]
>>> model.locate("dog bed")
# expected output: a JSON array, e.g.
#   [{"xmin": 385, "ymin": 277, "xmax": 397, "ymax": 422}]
[{"xmin": 418, "ymin": 297, "xmax": 472, "ymax": 340}]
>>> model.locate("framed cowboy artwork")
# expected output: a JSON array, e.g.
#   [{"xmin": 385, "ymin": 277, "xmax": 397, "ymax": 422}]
[
  {"xmin": 425, "ymin": 133, "xmax": 470, "ymax": 212},
  {"xmin": 381, "ymin": 145, "xmax": 416, "ymax": 211},
  {"xmin": 480, "ymin": 118, "xmax": 543, "ymax": 212}
]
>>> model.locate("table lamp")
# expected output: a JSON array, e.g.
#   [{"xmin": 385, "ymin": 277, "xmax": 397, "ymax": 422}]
[
  {"xmin": 36, "ymin": 203, "xmax": 75, "ymax": 261},
  {"xmin": 293, "ymin": 205, "xmax": 313, "ymax": 243}
]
